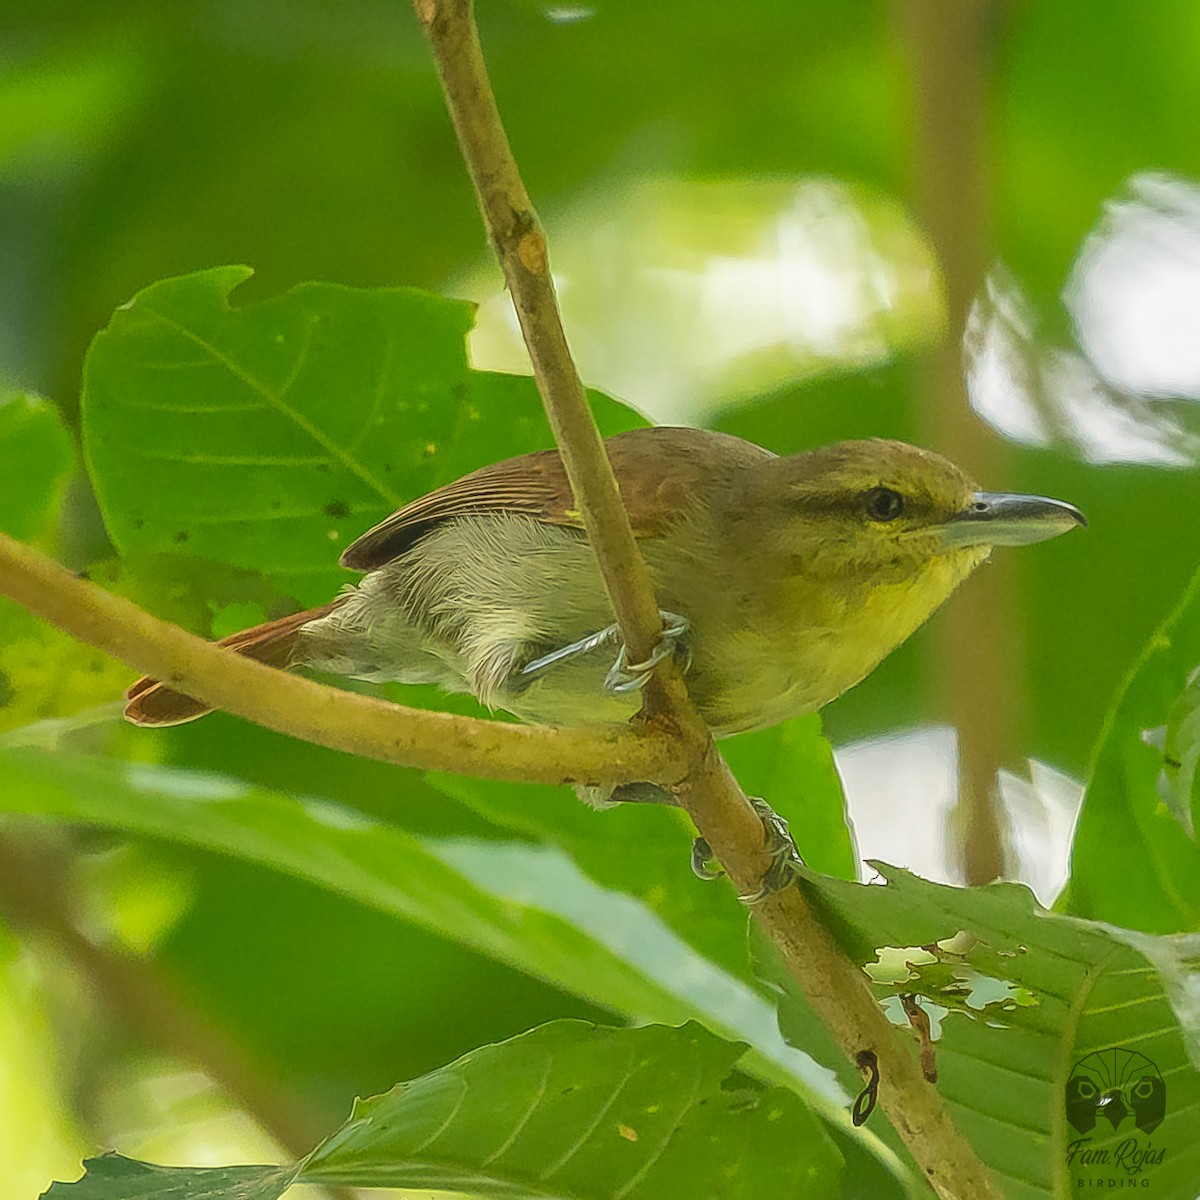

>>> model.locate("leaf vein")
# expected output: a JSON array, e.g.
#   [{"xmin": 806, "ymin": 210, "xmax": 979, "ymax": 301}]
[
  {"xmin": 536, "ymin": 1046, "xmax": 638, "ymax": 1181},
  {"xmin": 136, "ymin": 449, "xmax": 332, "ymax": 468},
  {"xmin": 611, "ymin": 1056, "xmax": 702, "ymax": 1200},
  {"xmin": 407, "ymin": 1074, "xmax": 470, "ymax": 1156},
  {"xmin": 343, "ymin": 331, "xmax": 395, "ymax": 455},
  {"xmin": 480, "ymin": 1050, "xmax": 552, "ymax": 1167},
  {"xmin": 1084, "ymin": 993, "xmax": 1170, "ymax": 1017},
  {"xmin": 116, "ymin": 398, "xmax": 271, "ymax": 414},
  {"xmin": 143, "ymin": 307, "xmax": 403, "ymax": 506}
]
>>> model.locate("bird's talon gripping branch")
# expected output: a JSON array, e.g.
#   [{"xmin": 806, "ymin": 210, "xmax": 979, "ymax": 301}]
[
  {"xmin": 737, "ymin": 796, "xmax": 805, "ymax": 904},
  {"xmin": 604, "ymin": 610, "xmax": 691, "ymax": 693},
  {"xmin": 690, "ymin": 835, "xmax": 722, "ymax": 880}
]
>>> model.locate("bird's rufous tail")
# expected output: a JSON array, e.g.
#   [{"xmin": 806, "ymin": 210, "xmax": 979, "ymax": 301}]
[{"xmin": 124, "ymin": 602, "xmax": 341, "ymax": 727}]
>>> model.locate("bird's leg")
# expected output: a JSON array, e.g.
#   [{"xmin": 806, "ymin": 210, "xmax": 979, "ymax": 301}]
[
  {"xmin": 691, "ymin": 797, "xmax": 806, "ymax": 901},
  {"xmin": 519, "ymin": 610, "xmax": 692, "ymax": 694},
  {"xmin": 518, "ymin": 624, "xmax": 623, "ymax": 677}
]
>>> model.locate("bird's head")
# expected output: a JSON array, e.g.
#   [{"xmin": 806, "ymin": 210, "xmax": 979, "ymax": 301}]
[
  {"xmin": 735, "ymin": 438, "xmax": 1085, "ymax": 681},
  {"xmin": 751, "ymin": 437, "xmax": 1085, "ymax": 582}
]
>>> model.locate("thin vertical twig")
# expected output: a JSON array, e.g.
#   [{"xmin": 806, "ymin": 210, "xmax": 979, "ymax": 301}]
[
  {"xmin": 410, "ymin": 0, "xmax": 664, "ymax": 671},
  {"xmin": 411, "ymin": 3, "xmax": 1005, "ymax": 1195}
]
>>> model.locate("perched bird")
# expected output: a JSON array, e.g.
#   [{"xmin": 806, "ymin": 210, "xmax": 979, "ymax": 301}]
[{"xmin": 125, "ymin": 427, "xmax": 1084, "ymax": 739}]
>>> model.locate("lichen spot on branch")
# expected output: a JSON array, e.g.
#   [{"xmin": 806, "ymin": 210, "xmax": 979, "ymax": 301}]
[{"xmin": 517, "ymin": 228, "xmax": 548, "ymax": 276}]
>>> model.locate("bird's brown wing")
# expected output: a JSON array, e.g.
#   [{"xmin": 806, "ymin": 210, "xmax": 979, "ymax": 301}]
[{"xmin": 339, "ymin": 426, "xmax": 772, "ymax": 571}]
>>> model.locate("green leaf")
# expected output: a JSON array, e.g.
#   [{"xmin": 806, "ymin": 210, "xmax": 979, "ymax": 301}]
[
  {"xmin": 1158, "ymin": 666, "xmax": 1200, "ymax": 835},
  {"xmin": 41, "ymin": 1155, "xmax": 293, "ymax": 1200},
  {"xmin": 429, "ymin": 714, "xmax": 855, "ymax": 994},
  {"xmin": 1059, "ymin": 562, "xmax": 1200, "ymax": 932},
  {"xmin": 299, "ymin": 1022, "xmax": 841, "ymax": 1197},
  {"xmin": 0, "ymin": 601, "xmax": 128, "ymax": 732},
  {"xmin": 0, "ymin": 553, "xmax": 291, "ymax": 733},
  {"xmin": 81, "ymin": 268, "xmax": 644, "ymax": 606},
  {"xmin": 0, "ymin": 747, "xmax": 815, "ymax": 1095},
  {"xmin": 49, "ymin": 1024, "xmax": 847, "ymax": 1200},
  {"xmin": 0, "ymin": 389, "xmax": 74, "ymax": 543},
  {"xmin": 428, "ymin": 773, "xmax": 760, "ymax": 991},
  {"xmin": 758, "ymin": 865, "xmax": 1200, "ymax": 1200},
  {"xmin": 0, "ymin": 391, "xmax": 117, "ymax": 729}
]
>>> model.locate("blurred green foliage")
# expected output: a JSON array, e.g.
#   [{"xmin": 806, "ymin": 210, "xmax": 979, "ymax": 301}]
[{"xmin": 2, "ymin": 1, "xmax": 1200, "ymax": 1197}]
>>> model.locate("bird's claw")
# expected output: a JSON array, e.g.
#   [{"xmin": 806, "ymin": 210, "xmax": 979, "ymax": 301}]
[
  {"xmin": 604, "ymin": 611, "xmax": 691, "ymax": 693},
  {"xmin": 737, "ymin": 797, "xmax": 804, "ymax": 905},
  {"xmin": 691, "ymin": 836, "xmax": 722, "ymax": 880}
]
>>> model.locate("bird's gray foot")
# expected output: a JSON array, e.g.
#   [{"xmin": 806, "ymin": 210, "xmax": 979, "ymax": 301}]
[
  {"xmin": 737, "ymin": 797, "xmax": 805, "ymax": 905},
  {"xmin": 518, "ymin": 610, "xmax": 691, "ymax": 693},
  {"xmin": 689, "ymin": 798, "xmax": 804, "ymax": 899},
  {"xmin": 604, "ymin": 611, "xmax": 691, "ymax": 693}
]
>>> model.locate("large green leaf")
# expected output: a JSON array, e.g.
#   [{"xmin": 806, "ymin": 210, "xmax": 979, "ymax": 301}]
[
  {"xmin": 1059, "ymin": 562, "xmax": 1200, "ymax": 932},
  {"xmin": 758, "ymin": 865, "xmax": 1200, "ymax": 1200},
  {"xmin": 81, "ymin": 268, "xmax": 645, "ymax": 606},
  {"xmin": 46, "ymin": 1023, "xmax": 846, "ymax": 1200},
  {"xmin": 301, "ymin": 1022, "xmax": 840, "ymax": 1196},
  {"xmin": 0, "ymin": 746, "xmax": 822, "ymax": 1095},
  {"xmin": 430, "ymin": 712, "xmax": 856, "ymax": 992}
]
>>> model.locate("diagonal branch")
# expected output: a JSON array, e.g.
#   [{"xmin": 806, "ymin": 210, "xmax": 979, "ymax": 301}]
[
  {"xmin": 412, "ymin": 3, "xmax": 1003, "ymax": 1197},
  {"xmin": 0, "ymin": 530, "xmax": 683, "ymax": 789}
]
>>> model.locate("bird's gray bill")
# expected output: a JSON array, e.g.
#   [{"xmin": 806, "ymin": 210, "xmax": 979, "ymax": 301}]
[{"xmin": 940, "ymin": 492, "xmax": 1087, "ymax": 550}]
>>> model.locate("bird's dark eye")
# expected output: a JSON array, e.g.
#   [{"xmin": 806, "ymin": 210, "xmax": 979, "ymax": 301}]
[{"xmin": 864, "ymin": 486, "xmax": 904, "ymax": 522}]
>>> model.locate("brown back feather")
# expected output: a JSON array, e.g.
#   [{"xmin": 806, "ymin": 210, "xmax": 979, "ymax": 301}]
[{"xmin": 339, "ymin": 426, "xmax": 773, "ymax": 571}]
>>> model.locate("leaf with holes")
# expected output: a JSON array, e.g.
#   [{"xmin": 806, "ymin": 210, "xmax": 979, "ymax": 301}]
[
  {"xmin": 755, "ymin": 865, "xmax": 1200, "ymax": 1200},
  {"xmin": 46, "ymin": 1023, "xmax": 846, "ymax": 1200},
  {"xmin": 81, "ymin": 267, "xmax": 644, "ymax": 605}
]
